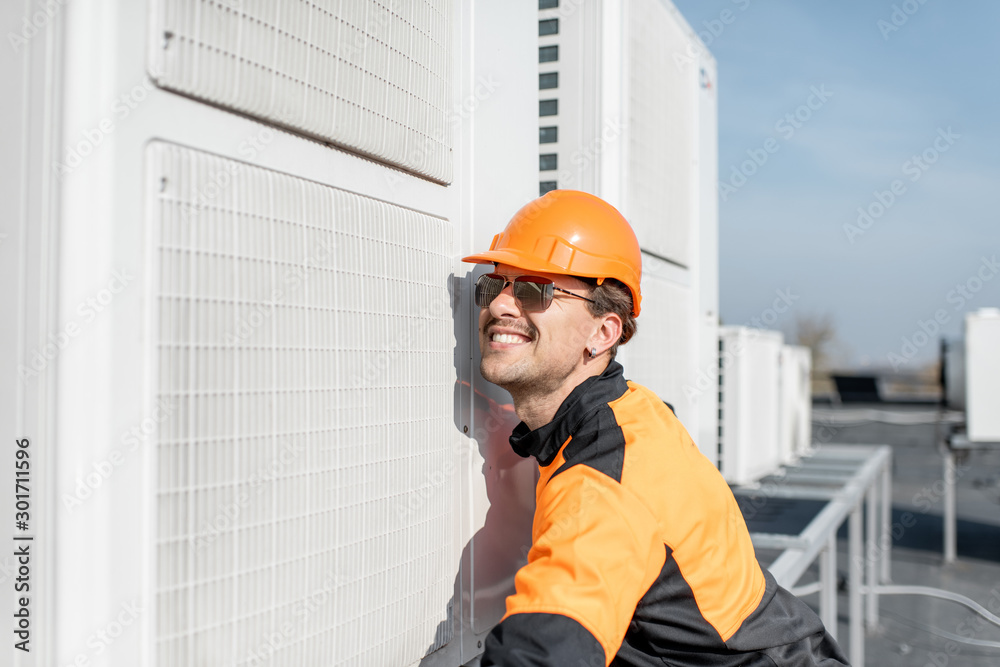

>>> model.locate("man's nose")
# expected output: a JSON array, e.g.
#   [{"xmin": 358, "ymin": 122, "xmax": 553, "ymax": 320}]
[{"xmin": 488, "ymin": 284, "xmax": 521, "ymax": 318}]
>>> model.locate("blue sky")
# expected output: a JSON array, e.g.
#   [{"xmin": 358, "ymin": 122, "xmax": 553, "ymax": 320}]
[{"xmin": 671, "ymin": 0, "xmax": 1000, "ymax": 369}]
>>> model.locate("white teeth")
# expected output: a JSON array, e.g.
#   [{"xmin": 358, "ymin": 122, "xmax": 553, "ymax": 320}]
[{"xmin": 492, "ymin": 333, "xmax": 527, "ymax": 344}]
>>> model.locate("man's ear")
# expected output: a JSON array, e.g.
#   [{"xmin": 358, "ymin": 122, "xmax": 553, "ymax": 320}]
[{"xmin": 590, "ymin": 312, "xmax": 623, "ymax": 356}]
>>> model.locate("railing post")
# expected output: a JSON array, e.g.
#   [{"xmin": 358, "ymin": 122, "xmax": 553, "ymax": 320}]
[
  {"xmin": 849, "ymin": 506, "xmax": 864, "ymax": 667},
  {"xmin": 866, "ymin": 485, "xmax": 878, "ymax": 632},
  {"xmin": 820, "ymin": 533, "xmax": 837, "ymax": 641},
  {"xmin": 943, "ymin": 448, "xmax": 957, "ymax": 564}
]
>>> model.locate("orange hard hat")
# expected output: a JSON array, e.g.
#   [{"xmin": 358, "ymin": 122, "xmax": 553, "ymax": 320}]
[{"xmin": 462, "ymin": 190, "xmax": 643, "ymax": 315}]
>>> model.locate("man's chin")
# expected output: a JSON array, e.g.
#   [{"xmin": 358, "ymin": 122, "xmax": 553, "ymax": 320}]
[
  {"xmin": 479, "ymin": 361, "xmax": 506, "ymax": 386},
  {"xmin": 480, "ymin": 358, "xmax": 524, "ymax": 389}
]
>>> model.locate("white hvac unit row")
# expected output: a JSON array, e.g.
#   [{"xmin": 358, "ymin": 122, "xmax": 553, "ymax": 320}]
[
  {"xmin": 965, "ymin": 308, "xmax": 1000, "ymax": 442},
  {"xmin": 3, "ymin": 1, "xmax": 539, "ymax": 666},
  {"xmin": 779, "ymin": 345, "xmax": 812, "ymax": 463},
  {"xmin": 718, "ymin": 330, "xmax": 812, "ymax": 485},
  {"xmin": 543, "ymin": 0, "xmax": 719, "ymax": 464},
  {"xmin": 718, "ymin": 327, "xmax": 781, "ymax": 486}
]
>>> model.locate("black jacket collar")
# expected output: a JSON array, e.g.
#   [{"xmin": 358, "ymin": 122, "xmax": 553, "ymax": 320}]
[{"xmin": 508, "ymin": 361, "xmax": 629, "ymax": 466}]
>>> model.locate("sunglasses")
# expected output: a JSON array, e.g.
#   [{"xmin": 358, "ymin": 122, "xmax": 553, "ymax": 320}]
[{"xmin": 474, "ymin": 273, "xmax": 596, "ymax": 312}]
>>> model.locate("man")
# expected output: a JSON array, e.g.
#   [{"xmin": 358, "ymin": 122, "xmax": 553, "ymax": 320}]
[{"xmin": 462, "ymin": 190, "xmax": 848, "ymax": 666}]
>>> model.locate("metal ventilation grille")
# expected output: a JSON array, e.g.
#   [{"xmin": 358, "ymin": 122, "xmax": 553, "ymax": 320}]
[
  {"xmin": 626, "ymin": 0, "xmax": 694, "ymax": 266},
  {"xmin": 150, "ymin": 142, "xmax": 455, "ymax": 666},
  {"xmin": 150, "ymin": 0, "xmax": 453, "ymax": 183}
]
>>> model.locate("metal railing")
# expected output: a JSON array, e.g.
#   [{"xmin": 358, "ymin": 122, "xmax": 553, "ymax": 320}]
[{"xmin": 735, "ymin": 444, "xmax": 893, "ymax": 667}]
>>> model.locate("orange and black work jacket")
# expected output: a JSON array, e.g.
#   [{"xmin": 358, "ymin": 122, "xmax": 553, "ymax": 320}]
[{"xmin": 482, "ymin": 361, "xmax": 848, "ymax": 666}]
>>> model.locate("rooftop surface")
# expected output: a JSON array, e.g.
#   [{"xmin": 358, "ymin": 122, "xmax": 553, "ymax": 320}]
[{"xmin": 790, "ymin": 404, "xmax": 1000, "ymax": 665}]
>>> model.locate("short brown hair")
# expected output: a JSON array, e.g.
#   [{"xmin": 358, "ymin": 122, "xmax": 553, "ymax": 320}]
[{"xmin": 579, "ymin": 277, "xmax": 637, "ymax": 361}]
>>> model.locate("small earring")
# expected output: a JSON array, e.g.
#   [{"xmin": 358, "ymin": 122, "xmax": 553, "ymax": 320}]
[{"xmin": 590, "ymin": 347, "xmax": 597, "ymax": 358}]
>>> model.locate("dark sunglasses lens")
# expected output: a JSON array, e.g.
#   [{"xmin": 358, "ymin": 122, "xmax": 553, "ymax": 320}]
[
  {"xmin": 513, "ymin": 277, "xmax": 553, "ymax": 311},
  {"xmin": 475, "ymin": 273, "xmax": 505, "ymax": 308}
]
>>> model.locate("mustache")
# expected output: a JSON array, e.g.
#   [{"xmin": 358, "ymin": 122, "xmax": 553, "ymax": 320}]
[{"xmin": 482, "ymin": 318, "xmax": 537, "ymax": 339}]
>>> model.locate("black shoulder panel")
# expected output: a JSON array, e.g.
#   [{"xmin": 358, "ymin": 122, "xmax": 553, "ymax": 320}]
[
  {"xmin": 615, "ymin": 551, "xmax": 849, "ymax": 667},
  {"xmin": 482, "ymin": 611, "xmax": 605, "ymax": 666},
  {"xmin": 616, "ymin": 546, "xmax": 772, "ymax": 666},
  {"xmin": 550, "ymin": 402, "xmax": 625, "ymax": 483},
  {"xmin": 727, "ymin": 571, "xmax": 849, "ymax": 665},
  {"xmin": 627, "ymin": 545, "xmax": 726, "ymax": 649}
]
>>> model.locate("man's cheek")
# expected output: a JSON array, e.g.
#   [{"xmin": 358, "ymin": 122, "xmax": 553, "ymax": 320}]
[{"xmin": 478, "ymin": 312, "xmax": 490, "ymax": 342}]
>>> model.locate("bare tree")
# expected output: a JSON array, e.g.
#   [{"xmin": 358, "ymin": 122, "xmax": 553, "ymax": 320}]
[
  {"xmin": 790, "ymin": 313, "xmax": 843, "ymax": 399},
  {"xmin": 793, "ymin": 313, "xmax": 837, "ymax": 371}
]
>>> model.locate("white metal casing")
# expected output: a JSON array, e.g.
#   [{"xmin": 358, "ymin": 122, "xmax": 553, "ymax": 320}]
[
  {"xmin": 778, "ymin": 345, "xmax": 812, "ymax": 463},
  {"xmin": 965, "ymin": 308, "xmax": 1000, "ymax": 442},
  {"xmin": 620, "ymin": 272, "xmax": 697, "ymax": 424},
  {"xmin": 695, "ymin": 45, "xmax": 720, "ymax": 468},
  {"xmin": 2, "ymin": 3, "xmax": 63, "ymax": 663},
  {"xmin": 624, "ymin": 0, "xmax": 697, "ymax": 267},
  {"xmin": 538, "ymin": 0, "xmax": 719, "ymax": 463},
  {"xmin": 718, "ymin": 327, "xmax": 785, "ymax": 485},
  {"xmin": 3, "ymin": 1, "xmax": 538, "ymax": 665}
]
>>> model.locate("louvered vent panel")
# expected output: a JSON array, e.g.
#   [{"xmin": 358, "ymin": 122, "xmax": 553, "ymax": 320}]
[
  {"xmin": 150, "ymin": 0, "xmax": 453, "ymax": 183},
  {"xmin": 150, "ymin": 142, "xmax": 455, "ymax": 666},
  {"xmin": 626, "ymin": 0, "xmax": 694, "ymax": 265}
]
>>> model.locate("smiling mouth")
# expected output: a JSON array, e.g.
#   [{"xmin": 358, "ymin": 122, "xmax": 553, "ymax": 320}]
[
  {"xmin": 491, "ymin": 333, "xmax": 530, "ymax": 344},
  {"xmin": 484, "ymin": 317, "xmax": 535, "ymax": 346}
]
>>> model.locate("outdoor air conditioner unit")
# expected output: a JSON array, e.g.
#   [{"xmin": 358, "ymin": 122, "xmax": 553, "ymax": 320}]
[
  {"xmin": 717, "ymin": 327, "xmax": 784, "ymax": 485},
  {"xmin": 3, "ymin": 2, "xmax": 539, "ymax": 665},
  {"xmin": 965, "ymin": 308, "xmax": 1000, "ymax": 442},
  {"xmin": 779, "ymin": 345, "xmax": 812, "ymax": 464},
  {"xmin": 942, "ymin": 338, "xmax": 966, "ymax": 411},
  {"xmin": 544, "ymin": 0, "xmax": 720, "ymax": 467}
]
